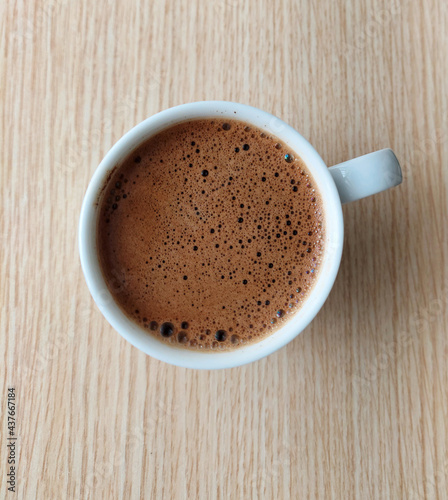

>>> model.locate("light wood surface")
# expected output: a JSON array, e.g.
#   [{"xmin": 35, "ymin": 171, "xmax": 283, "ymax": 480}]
[{"xmin": 1, "ymin": 0, "xmax": 447, "ymax": 498}]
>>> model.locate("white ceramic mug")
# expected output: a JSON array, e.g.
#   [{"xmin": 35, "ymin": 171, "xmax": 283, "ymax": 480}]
[{"xmin": 79, "ymin": 101, "xmax": 402, "ymax": 369}]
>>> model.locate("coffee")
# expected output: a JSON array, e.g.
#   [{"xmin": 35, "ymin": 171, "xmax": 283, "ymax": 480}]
[{"xmin": 97, "ymin": 119, "xmax": 325, "ymax": 350}]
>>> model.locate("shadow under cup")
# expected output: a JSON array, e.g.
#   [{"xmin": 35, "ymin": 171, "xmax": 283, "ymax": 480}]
[{"xmin": 79, "ymin": 101, "xmax": 344, "ymax": 369}]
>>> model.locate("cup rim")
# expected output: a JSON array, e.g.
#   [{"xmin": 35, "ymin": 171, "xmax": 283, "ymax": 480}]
[{"xmin": 79, "ymin": 101, "xmax": 344, "ymax": 369}]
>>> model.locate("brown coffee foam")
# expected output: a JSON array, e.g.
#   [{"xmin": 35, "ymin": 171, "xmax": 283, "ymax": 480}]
[{"xmin": 97, "ymin": 119, "xmax": 325, "ymax": 350}]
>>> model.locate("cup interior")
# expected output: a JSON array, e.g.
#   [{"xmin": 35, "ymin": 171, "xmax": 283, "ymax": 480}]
[{"xmin": 79, "ymin": 101, "xmax": 344, "ymax": 369}]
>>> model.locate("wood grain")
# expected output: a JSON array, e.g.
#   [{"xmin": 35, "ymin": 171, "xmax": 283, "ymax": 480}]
[{"xmin": 1, "ymin": 0, "xmax": 447, "ymax": 498}]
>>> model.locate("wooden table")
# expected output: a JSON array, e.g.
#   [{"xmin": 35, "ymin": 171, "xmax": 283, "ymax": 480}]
[{"xmin": 1, "ymin": 0, "xmax": 447, "ymax": 498}]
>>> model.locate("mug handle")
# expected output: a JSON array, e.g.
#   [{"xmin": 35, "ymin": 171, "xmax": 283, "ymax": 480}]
[{"xmin": 328, "ymin": 148, "xmax": 402, "ymax": 204}]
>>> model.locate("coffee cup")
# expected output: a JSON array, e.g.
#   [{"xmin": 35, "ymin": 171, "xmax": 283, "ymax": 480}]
[{"xmin": 79, "ymin": 101, "xmax": 402, "ymax": 369}]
